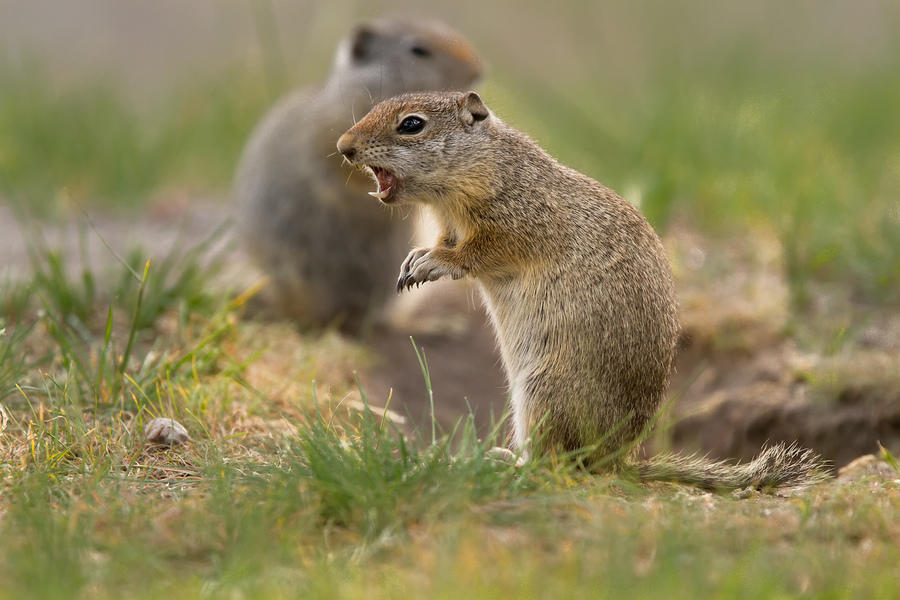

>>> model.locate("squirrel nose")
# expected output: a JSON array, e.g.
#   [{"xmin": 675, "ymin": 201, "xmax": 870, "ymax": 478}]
[{"xmin": 337, "ymin": 134, "xmax": 357, "ymax": 160}]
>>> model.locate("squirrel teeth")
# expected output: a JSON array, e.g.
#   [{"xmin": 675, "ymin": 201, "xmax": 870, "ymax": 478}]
[{"xmin": 367, "ymin": 165, "xmax": 397, "ymax": 201}]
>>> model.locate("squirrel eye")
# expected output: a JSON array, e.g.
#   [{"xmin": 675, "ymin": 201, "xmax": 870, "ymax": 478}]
[
  {"xmin": 397, "ymin": 116, "xmax": 426, "ymax": 134},
  {"xmin": 410, "ymin": 45, "xmax": 431, "ymax": 58}
]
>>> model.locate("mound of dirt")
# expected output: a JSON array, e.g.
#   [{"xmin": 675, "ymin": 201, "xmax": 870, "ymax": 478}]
[{"xmin": 668, "ymin": 340, "xmax": 900, "ymax": 470}]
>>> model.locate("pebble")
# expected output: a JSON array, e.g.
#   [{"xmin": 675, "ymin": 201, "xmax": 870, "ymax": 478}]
[{"xmin": 144, "ymin": 417, "xmax": 190, "ymax": 446}]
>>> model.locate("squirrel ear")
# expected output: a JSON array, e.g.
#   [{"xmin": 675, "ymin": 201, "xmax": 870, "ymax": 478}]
[
  {"xmin": 350, "ymin": 25, "xmax": 376, "ymax": 62},
  {"xmin": 459, "ymin": 92, "xmax": 489, "ymax": 126}
]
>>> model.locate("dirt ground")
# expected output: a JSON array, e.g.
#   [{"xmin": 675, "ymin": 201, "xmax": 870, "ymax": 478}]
[{"xmin": 5, "ymin": 198, "xmax": 899, "ymax": 470}]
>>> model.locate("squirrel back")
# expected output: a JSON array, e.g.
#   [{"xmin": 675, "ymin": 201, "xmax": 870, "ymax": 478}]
[
  {"xmin": 336, "ymin": 91, "xmax": 827, "ymax": 490},
  {"xmin": 234, "ymin": 19, "xmax": 482, "ymax": 331}
]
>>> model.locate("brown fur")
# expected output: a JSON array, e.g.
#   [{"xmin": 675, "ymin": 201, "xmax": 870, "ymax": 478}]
[
  {"xmin": 337, "ymin": 91, "xmax": 827, "ymax": 490},
  {"xmin": 234, "ymin": 20, "xmax": 482, "ymax": 332}
]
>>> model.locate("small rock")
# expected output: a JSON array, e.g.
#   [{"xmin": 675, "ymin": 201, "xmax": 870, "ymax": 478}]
[{"xmin": 144, "ymin": 417, "xmax": 190, "ymax": 446}]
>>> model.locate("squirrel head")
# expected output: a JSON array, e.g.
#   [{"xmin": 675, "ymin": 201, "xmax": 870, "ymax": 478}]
[
  {"xmin": 331, "ymin": 18, "xmax": 483, "ymax": 102},
  {"xmin": 336, "ymin": 91, "xmax": 494, "ymax": 206}
]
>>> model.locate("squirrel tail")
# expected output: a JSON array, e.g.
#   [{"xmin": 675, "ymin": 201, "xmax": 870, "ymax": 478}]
[{"xmin": 634, "ymin": 442, "xmax": 829, "ymax": 491}]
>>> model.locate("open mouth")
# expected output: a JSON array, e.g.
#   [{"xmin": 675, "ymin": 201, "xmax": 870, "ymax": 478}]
[{"xmin": 367, "ymin": 166, "xmax": 398, "ymax": 203}]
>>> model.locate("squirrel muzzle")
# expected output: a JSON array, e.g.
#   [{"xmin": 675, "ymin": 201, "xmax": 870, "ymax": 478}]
[
  {"xmin": 336, "ymin": 132, "xmax": 400, "ymax": 204},
  {"xmin": 336, "ymin": 133, "xmax": 357, "ymax": 161}
]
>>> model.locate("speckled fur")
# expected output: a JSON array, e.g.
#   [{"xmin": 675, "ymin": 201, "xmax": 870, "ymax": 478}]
[
  {"xmin": 234, "ymin": 19, "xmax": 482, "ymax": 331},
  {"xmin": 337, "ymin": 91, "xmax": 827, "ymax": 490}
]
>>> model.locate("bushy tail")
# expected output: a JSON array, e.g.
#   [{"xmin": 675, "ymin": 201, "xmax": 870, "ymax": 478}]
[{"xmin": 635, "ymin": 442, "xmax": 829, "ymax": 491}]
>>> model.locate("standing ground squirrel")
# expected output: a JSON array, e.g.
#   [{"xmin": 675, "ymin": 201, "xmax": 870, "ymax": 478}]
[
  {"xmin": 234, "ymin": 19, "xmax": 482, "ymax": 332},
  {"xmin": 337, "ymin": 91, "xmax": 827, "ymax": 490}
]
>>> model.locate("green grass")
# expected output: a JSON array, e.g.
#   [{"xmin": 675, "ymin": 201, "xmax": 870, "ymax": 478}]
[
  {"xmin": 0, "ymin": 62, "xmax": 161, "ymax": 210},
  {"xmin": 1, "ymin": 226, "xmax": 898, "ymax": 599},
  {"xmin": 2, "ymin": 413, "xmax": 898, "ymax": 598},
  {"xmin": 0, "ymin": 60, "xmax": 275, "ymax": 212},
  {"xmin": 0, "ymin": 319, "xmax": 37, "ymax": 402}
]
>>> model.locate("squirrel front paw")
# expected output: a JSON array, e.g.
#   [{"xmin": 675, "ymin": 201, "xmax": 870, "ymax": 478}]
[{"xmin": 397, "ymin": 247, "xmax": 466, "ymax": 292}]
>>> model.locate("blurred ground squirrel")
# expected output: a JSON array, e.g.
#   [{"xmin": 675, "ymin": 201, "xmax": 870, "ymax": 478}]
[
  {"xmin": 234, "ymin": 18, "xmax": 482, "ymax": 332},
  {"xmin": 337, "ymin": 91, "xmax": 827, "ymax": 490}
]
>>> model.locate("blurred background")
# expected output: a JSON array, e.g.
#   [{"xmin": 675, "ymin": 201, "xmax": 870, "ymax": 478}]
[
  {"xmin": 2, "ymin": 0, "xmax": 898, "ymax": 301},
  {"xmin": 1, "ymin": 0, "xmax": 898, "ymax": 465}
]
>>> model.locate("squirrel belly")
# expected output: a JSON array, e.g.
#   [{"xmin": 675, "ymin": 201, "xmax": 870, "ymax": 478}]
[{"xmin": 337, "ymin": 91, "xmax": 827, "ymax": 490}]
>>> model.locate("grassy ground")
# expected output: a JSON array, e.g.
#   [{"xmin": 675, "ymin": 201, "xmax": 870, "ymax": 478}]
[{"xmin": 0, "ymin": 215, "xmax": 898, "ymax": 600}]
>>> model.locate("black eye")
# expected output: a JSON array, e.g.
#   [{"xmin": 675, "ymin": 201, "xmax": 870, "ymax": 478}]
[
  {"xmin": 397, "ymin": 116, "xmax": 426, "ymax": 134},
  {"xmin": 410, "ymin": 45, "xmax": 431, "ymax": 58}
]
